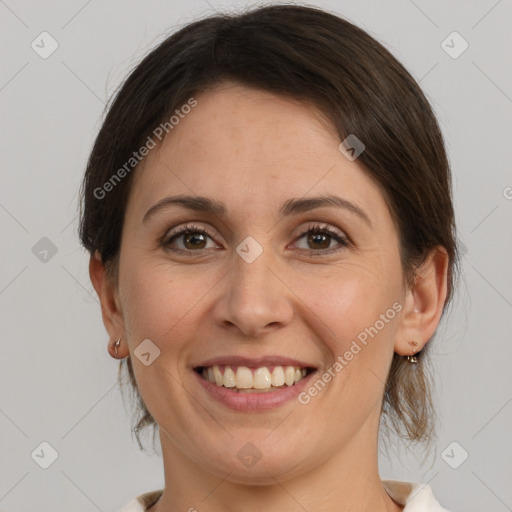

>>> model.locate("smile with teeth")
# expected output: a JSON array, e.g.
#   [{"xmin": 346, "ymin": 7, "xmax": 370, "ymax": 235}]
[{"xmin": 197, "ymin": 365, "xmax": 311, "ymax": 393}]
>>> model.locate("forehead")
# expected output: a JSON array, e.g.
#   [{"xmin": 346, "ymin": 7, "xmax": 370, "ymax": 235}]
[{"xmin": 129, "ymin": 83, "xmax": 388, "ymax": 223}]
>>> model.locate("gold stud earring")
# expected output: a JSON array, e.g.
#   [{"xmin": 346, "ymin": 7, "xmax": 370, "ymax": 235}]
[
  {"xmin": 406, "ymin": 341, "xmax": 419, "ymax": 363},
  {"xmin": 114, "ymin": 338, "xmax": 121, "ymax": 356}
]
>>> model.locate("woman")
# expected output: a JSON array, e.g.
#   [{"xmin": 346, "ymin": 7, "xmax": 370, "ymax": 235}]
[{"xmin": 79, "ymin": 4, "xmax": 460, "ymax": 511}]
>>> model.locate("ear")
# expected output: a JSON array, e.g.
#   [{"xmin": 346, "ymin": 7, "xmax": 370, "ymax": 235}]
[
  {"xmin": 89, "ymin": 251, "xmax": 129, "ymax": 357},
  {"xmin": 394, "ymin": 246, "xmax": 449, "ymax": 356}
]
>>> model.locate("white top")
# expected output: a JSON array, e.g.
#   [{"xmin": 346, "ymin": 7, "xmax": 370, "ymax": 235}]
[{"xmin": 119, "ymin": 479, "xmax": 452, "ymax": 511}]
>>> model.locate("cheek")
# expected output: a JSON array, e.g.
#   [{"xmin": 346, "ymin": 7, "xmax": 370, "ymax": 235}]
[
  {"xmin": 119, "ymin": 260, "xmax": 188, "ymax": 343},
  {"xmin": 302, "ymin": 261, "xmax": 401, "ymax": 348},
  {"xmin": 120, "ymin": 257, "xmax": 227, "ymax": 352},
  {"xmin": 306, "ymin": 273, "xmax": 400, "ymax": 411}
]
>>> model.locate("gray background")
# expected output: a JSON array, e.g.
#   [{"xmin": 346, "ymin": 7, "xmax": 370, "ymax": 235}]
[{"xmin": 1, "ymin": 0, "xmax": 511, "ymax": 511}]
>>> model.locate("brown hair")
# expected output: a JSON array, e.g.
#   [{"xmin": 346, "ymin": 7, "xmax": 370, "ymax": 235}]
[{"xmin": 79, "ymin": 4, "xmax": 460, "ymax": 454}]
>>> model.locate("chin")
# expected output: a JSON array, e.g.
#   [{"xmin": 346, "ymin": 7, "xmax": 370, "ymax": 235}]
[{"xmin": 198, "ymin": 440, "xmax": 312, "ymax": 485}]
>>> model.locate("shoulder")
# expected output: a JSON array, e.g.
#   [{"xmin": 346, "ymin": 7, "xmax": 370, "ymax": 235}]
[
  {"xmin": 382, "ymin": 479, "xmax": 453, "ymax": 511},
  {"xmin": 119, "ymin": 489, "xmax": 163, "ymax": 512}
]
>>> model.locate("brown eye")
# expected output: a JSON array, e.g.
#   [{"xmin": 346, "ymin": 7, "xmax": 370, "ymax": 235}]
[
  {"xmin": 162, "ymin": 224, "xmax": 217, "ymax": 252},
  {"xmin": 181, "ymin": 232, "xmax": 208, "ymax": 250},
  {"xmin": 161, "ymin": 223, "xmax": 349, "ymax": 256},
  {"xmin": 306, "ymin": 232, "xmax": 331, "ymax": 250},
  {"xmin": 294, "ymin": 225, "xmax": 349, "ymax": 253}
]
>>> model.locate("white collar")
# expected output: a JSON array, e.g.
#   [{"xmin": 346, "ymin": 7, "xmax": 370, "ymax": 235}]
[
  {"xmin": 382, "ymin": 480, "xmax": 451, "ymax": 511},
  {"xmin": 120, "ymin": 480, "xmax": 451, "ymax": 511}
]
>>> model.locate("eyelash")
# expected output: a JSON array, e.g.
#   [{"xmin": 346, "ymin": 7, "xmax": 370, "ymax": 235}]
[{"xmin": 161, "ymin": 222, "xmax": 350, "ymax": 256}]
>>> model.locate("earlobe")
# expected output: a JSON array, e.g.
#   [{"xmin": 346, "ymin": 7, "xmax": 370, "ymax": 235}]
[{"xmin": 394, "ymin": 246, "xmax": 449, "ymax": 356}]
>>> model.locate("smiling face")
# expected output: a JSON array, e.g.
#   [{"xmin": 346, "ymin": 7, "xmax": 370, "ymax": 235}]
[{"xmin": 106, "ymin": 82, "xmax": 410, "ymax": 481}]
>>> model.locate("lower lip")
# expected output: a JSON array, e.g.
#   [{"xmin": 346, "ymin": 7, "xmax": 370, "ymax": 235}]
[{"xmin": 194, "ymin": 370, "xmax": 317, "ymax": 411}]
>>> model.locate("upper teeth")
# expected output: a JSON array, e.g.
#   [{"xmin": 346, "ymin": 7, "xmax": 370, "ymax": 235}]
[{"xmin": 201, "ymin": 365, "xmax": 308, "ymax": 390}]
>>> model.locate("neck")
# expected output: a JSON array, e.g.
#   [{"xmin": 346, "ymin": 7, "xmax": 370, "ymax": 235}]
[{"xmin": 147, "ymin": 413, "xmax": 403, "ymax": 512}]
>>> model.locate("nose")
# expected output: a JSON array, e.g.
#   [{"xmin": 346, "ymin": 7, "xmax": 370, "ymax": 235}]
[{"xmin": 213, "ymin": 246, "xmax": 294, "ymax": 338}]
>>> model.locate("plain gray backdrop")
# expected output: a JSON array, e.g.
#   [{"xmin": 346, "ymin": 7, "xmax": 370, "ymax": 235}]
[{"xmin": 1, "ymin": 0, "xmax": 511, "ymax": 511}]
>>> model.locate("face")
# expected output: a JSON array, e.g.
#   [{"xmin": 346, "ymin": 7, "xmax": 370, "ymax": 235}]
[{"xmin": 111, "ymin": 82, "xmax": 408, "ymax": 482}]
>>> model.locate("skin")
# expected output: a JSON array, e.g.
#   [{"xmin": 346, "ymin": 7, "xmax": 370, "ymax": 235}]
[{"xmin": 90, "ymin": 82, "xmax": 448, "ymax": 512}]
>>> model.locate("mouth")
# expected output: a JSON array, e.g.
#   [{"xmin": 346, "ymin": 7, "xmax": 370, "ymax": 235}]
[{"xmin": 194, "ymin": 364, "xmax": 316, "ymax": 393}]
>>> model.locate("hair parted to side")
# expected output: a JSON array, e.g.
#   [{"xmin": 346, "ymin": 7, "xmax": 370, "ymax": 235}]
[{"xmin": 79, "ymin": 4, "xmax": 460, "ymax": 454}]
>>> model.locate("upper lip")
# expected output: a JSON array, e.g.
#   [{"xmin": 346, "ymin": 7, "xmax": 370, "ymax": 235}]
[{"xmin": 194, "ymin": 355, "xmax": 317, "ymax": 369}]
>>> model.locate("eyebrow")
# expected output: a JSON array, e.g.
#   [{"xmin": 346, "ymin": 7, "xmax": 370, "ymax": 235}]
[{"xmin": 142, "ymin": 194, "xmax": 372, "ymax": 227}]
